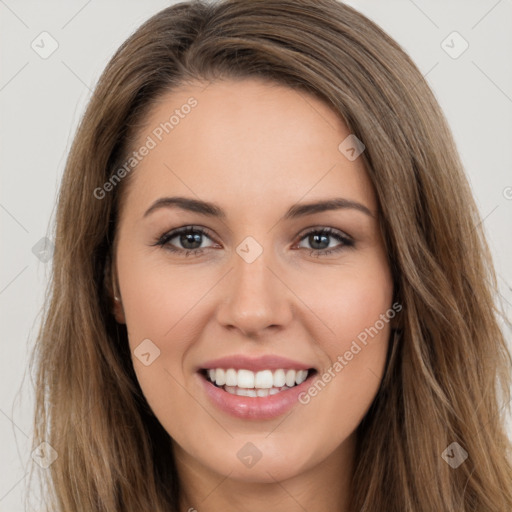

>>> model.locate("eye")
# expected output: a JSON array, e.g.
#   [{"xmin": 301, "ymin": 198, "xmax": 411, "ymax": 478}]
[
  {"xmin": 151, "ymin": 226, "xmax": 218, "ymax": 257},
  {"xmin": 296, "ymin": 227, "xmax": 354, "ymax": 257},
  {"xmin": 151, "ymin": 225, "xmax": 354, "ymax": 258}
]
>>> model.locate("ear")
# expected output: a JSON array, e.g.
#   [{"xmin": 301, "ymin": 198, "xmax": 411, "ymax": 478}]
[{"xmin": 104, "ymin": 253, "xmax": 126, "ymax": 324}]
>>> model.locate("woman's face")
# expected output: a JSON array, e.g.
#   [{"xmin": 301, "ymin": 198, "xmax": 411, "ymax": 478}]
[{"xmin": 113, "ymin": 78, "xmax": 394, "ymax": 484}]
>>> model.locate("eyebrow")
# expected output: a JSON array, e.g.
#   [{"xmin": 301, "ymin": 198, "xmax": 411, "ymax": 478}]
[{"xmin": 143, "ymin": 196, "xmax": 374, "ymax": 220}]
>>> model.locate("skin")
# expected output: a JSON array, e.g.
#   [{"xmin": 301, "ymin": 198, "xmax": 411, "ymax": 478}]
[{"xmin": 112, "ymin": 78, "xmax": 394, "ymax": 512}]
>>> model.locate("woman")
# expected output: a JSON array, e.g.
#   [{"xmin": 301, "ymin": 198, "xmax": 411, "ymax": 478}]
[{"xmin": 30, "ymin": 0, "xmax": 512, "ymax": 510}]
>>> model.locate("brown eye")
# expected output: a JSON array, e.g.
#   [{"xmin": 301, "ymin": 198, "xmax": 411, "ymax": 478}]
[
  {"xmin": 296, "ymin": 227, "xmax": 354, "ymax": 257},
  {"xmin": 152, "ymin": 226, "xmax": 217, "ymax": 256}
]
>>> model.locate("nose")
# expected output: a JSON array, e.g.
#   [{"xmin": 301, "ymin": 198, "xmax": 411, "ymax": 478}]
[{"xmin": 215, "ymin": 245, "xmax": 294, "ymax": 338}]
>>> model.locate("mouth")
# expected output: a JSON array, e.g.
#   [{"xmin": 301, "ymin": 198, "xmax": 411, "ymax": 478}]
[
  {"xmin": 198, "ymin": 365, "xmax": 318, "ymax": 420},
  {"xmin": 199, "ymin": 367, "xmax": 317, "ymax": 397}
]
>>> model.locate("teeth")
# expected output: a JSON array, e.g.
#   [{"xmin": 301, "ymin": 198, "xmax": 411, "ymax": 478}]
[
  {"xmin": 227, "ymin": 385, "xmax": 291, "ymax": 396},
  {"xmin": 296, "ymin": 370, "xmax": 308, "ymax": 385},
  {"xmin": 236, "ymin": 387, "xmax": 258, "ymax": 397},
  {"xmin": 254, "ymin": 370, "xmax": 273, "ymax": 388},
  {"xmin": 237, "ymin": 369, "xmax": 255, "ymax": 388},
  {"xmin": 214, "ymin": 369, "xmax": 225, "ymax": 386},
  {"xmin": 225, "ymin": 368, "xmax": 237, "ymax": 386},
  {"xmin": 285, "ymin": 369, "xmax": 296, "ymax": 387},
  {"xmin": 205, "ymin": 367, "xmax": 310, "ymax": 391},
  {"xmin": 273, "ymin": 369, "xmax": 286, "ymax": 387}
]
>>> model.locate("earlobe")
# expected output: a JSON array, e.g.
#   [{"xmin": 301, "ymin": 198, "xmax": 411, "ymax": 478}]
[
  {"xmin": 112, "ymin": 288, "xmax": 126, "ymax": 324},
  {"xmin": 105, "ymin": 254, "xmax": 126, "ymax": 324}
]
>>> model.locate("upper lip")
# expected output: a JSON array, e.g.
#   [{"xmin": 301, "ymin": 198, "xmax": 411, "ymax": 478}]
[{"xmin": 199, "ymin": 354, "xmax": 314, "ymax": 372}]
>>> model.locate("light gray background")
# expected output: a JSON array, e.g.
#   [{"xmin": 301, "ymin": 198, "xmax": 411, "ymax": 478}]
[{"xmin": 1, "ymin": 1, "xmax": 511, "ymax": 510}]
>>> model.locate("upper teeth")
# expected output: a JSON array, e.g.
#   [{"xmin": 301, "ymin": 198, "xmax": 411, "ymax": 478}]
[{"xmin": 207, "ymin": 368, "xmax": 309, "ymax": 388}]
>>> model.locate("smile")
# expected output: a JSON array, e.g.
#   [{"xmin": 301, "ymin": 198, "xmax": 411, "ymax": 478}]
[
  {"xmin": 197, "ymin": 355, "xmax": 318, "ymax": 420},
  {"xmin": 204, "ymin": 368, "xmax": 310, "ymax": 397}
]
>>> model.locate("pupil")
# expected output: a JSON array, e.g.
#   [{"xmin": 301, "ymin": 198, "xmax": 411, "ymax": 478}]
[
  {"xmin": 310, "ymin": 233, "xmax": 328, "ymax": 250},
  {"xmin": 181, "ymin": 232, "xmax": 202, "ymax": 249}
]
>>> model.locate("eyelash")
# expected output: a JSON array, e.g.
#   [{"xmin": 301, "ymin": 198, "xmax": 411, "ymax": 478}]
[{"xmin": 151, "ymin": 225, "xmax": 354, "ymax": 258}]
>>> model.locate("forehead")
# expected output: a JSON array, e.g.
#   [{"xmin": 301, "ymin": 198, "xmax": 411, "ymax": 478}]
[{"xmin": 122, "ymin": 78, "xmax": 376, "ymax": 219}]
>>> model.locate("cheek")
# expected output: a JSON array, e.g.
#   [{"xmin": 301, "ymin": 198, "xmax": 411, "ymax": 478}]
[
  {"xmin": 333, "ymin": 274, "xmax": 392, "ymax": 348},
  {"xmin": 116, "ymin": 252, "xmax": 206, "ymax": 432},
  {"xmin": 307, "ymin": 257, "xmax": 394, "ymax": 356},
  {"xmin": 117, "ymin": 250, "xmax": 212, "ymax": 348},
  {"xmin": 297, "ymin": 258, "xmax": 393, "ymax": 426},
  {"xmin": 116, "ymin": 251, "xmax": 219, "ymax": 411},
  {"xmin": 297, "ymin": 255, "xmax": 393, "ymax": 412}
]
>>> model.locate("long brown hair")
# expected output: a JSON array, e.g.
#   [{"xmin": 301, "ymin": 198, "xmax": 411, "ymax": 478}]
[{"xmin": 30, "ymin": 0, "xmax": 512, "ymax": 510}]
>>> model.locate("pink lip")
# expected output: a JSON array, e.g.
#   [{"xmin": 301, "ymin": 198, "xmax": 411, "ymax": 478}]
[
  {"xmin": 197, "ymin": 354, "xmax": 316, "ymax": 420},
  {"xmin": 197, "ymin": 366, "xmax": 317, "ymax": 420},
  {"xmin": 199, "ymin": 354, "xmax": 313, "ymax": 372},
  {"xmin": 197, "ymin": 370, "xmax": 316, "ymax": 420}
]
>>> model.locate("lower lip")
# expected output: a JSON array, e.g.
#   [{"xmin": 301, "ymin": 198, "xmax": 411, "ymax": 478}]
[{"xmin": 199, "ymin": 371, "xmax": 316, "ymax": 420}]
